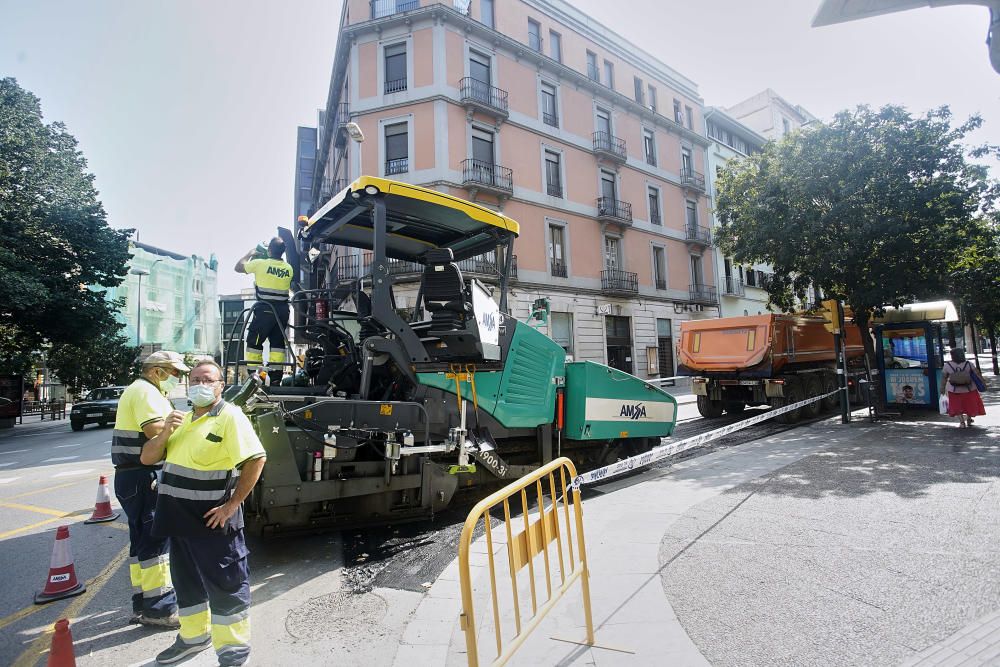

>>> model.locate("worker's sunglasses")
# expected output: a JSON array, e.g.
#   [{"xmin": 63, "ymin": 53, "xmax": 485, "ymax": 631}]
[{"xmin": 189, "ymin": 378, "xmax": 222, "ymax": 386}]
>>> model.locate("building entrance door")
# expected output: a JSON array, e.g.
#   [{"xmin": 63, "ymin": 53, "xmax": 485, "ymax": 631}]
[{"xmin": 605, "ymin": 315, "xmax": 632, "ymax": 374}]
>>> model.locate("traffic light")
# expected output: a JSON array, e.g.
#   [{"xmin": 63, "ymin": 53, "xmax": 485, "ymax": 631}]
[
  {"xmin": 819, "ymin": 298, "xmax": 841, "ymax": 334},
  {"xmin": 531, "ymin": 297, "xmax": 550, "ymax": 321}
]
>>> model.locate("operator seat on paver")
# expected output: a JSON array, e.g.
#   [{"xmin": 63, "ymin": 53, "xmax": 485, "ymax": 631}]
[{"xmin": 418, "ymin": 248, "xmax": 482, "ymax": 360}]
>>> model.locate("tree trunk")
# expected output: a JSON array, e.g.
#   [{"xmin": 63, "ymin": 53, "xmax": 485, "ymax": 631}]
[
  {"xmin": 990, "ymin": 324, "xmax": 999, "ymax": 376},
  {"xmin": 856, "ymin": 311, "xmax": 884, "ymax": 415},
  {"xmin": 971, "ymin": 321, "xmax": 983, "ymax": 374}
]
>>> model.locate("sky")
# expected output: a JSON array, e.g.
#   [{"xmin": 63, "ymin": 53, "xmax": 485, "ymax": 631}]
[{"xmin": 1, "ymin": 0, "xmax": 997, "ymax": 295}]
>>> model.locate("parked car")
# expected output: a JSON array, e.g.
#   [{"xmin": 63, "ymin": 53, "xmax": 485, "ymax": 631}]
[{"xmin": 70, "ymin": 386, "xmax": 125, "ymax": 431}]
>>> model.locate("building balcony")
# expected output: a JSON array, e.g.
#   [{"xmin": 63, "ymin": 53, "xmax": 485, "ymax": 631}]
[
  {"xmin": 602, "ymin": 269, "xmax": 639, "ymax": 295},
  {"xmin": 385, "ymin": 158, "xmax": 408, "ymax": 175},
  {"xmin": 596, "ymin": 197, "xmax": 632, "ymax": 226},
  {"xmin": 542, "ymin": 111, "xmax": 558, "ymax": 128},
  {"xmin": 461, "ymin": 159, "xmax": 513, "ymax": 197},
  {"xmin": 334, "ymin": 253, "xmax": 371, "ymax": 282},
  {"xmin": 385, "ymin": 77, "xmax": 407, "ymax": 94},
  {"xmin": 689, "ymin": 283, "xmax": 719, "ymax": 304},
  {"xmin": 546, "ymin": 181, "xmax": 563, "ymax": 198},
  {"xmin": 685, "ymin": 223, "xmax": 711, "ymax": 246},
  {"xmin": 680, "ymin": 167, "xmax": 706, "ymax": 192},
  {"xmin": 550, "ymin": 259, "xmax": 567, "ymax": 278},
  {"xmin": 722, "ymin": 276, "xmax": 745, "ymax": 297},
  {"xmin": 333, "ymin": 102, "xmax": 350, "ymax": 147},
  {"xmin": 319, "ymin": 178, "xmax": 349, "ymax": 202},
  {"xmin": 370, "ymin": 0, "xmax": 419, "ymax": 19},
  {"xmin": 459, "ymin": 77, "xmax": 509, "ymax": 120},
  {"xmin": 592, "ymin": 131, "xmax": 627, "ymax": 163},
  {"xmin": 510, "ymin": 255, "xmax": 518, "ymax": 282}
]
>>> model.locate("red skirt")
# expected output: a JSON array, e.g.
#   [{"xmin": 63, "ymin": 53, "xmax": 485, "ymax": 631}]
[{"xmin": 948, "ymin": 390, "xmax": 986, "ymax": 417}]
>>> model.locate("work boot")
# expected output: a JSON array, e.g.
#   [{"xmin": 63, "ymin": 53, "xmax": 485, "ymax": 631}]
[
  {"xmin": 155, "ymin": 636, "xmax": 212, "ymax": 664},
  {"xmin": 139, "ymin": 613, "xmax": 181, "ymax": 629}
]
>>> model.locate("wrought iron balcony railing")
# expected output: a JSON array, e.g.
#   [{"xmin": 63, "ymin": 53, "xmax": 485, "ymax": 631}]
[
  {"xmin": 542, "ymin": 111, "xmax": 558, "ymax": 127},
  {"xmin": 685, "ymin": 223, "xmax": 711, "ymax": 245},
  {"xmin": 689, "ymin": 283, "xmax": 719, "ymax": 304},
  {"xmin": 385, "ymin": 77, "xmax": 407, "ymax": 94},
  {"xmin": 722, "ymin": 276, "xmax": 745, "ymax": 297},
  {"xmin": 459, "ymin": 77, "xmax": 509, "ymax": 117},
  {"xmin": 461, "ymin": 159, "xmax": 513, "ymax": 195},
  {"xmin": 550, "ymin": 259, "xmax": 567, "ymax": 278},
  {"xmin": 602, "ymin": 269, "xmax": 639, "ymax": 295},
  {"xmin": 546, "ymin": 181, "xmax": 563, "ymax": 198},
  {"xmin": 385, "ymin": 158, "xmax": 408, "ymax": 175},
  {"xmin": 655, "ymin": 277, "xmax": 667, "ymax": 290},
  {"xmin": 592, "ymin": 131, "xmax": 627, "ymax": 162},
  {"xmin": 596, "ymin": 197, "xmax": 633, "ymax": 225},
  {"xmin": 370, "ymin": 0, "xmax": 418, "ymax": 19},
  {"xmin": 680, "ymin": 166, "xmax": 706, "ymax": 191}
]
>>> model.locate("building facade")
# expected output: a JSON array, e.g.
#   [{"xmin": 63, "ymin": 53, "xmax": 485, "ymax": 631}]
[
  {"xmin": 724, "ymin": 88, "xmax": 817, "ymax": 141},
  {"xmin": 703, "ymin": 107, "xmax": 773, "ymax": 318},
  {"xmin": 106, "ymin": 242, "xmax": 221, "ymax": 357},
  {"xmin": 305, "ymin": 0, "xmax": 720, "ymax": 379}
]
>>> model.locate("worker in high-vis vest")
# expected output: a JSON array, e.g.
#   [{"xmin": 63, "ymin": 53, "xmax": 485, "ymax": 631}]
[
  {"xmin": 235, "ymin": 237, "xmax": 293, "ymax": 385},
  {"xmin": 113, "ymin": 350, "xmax": 188, "ymax": 628},
  {"xmin": 142, "ymin": 360, "xmax": 266, "ymax": 667}
]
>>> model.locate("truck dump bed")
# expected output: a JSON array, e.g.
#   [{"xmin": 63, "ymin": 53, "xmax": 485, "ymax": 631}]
[{"xmin": 678, "ymin": 314, "xmax": 864, "ymax": 375}]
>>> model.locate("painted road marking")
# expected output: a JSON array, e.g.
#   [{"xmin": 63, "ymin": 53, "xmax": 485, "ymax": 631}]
[
  {"xmin": 53, "ymin": 468, "xmax": 94, "ymax": 478},
  {"xmin": 0, "ymin": 477, "xmax": 22, "ymax": 484},
  {"xmin": 11, "ymin": 544, "xmax": 129, "ymax": 667},
  {"xmin": 53, "ymin": 443, "xmax": 83, "ymax": 449},
  {"xmin": 5, "ymin": 479, "xmax": 92, "ymax": 501},
  {"xmin": 104, "ymin": 440, "xmax": 112, "ymax": 444},
  {"xmin": 0, "ymin": 462, "xmax": 16, "ymax": 467},
  {"xmin": 0, "ymin": 510, "xmax": 91, "ymax": 540},
  {"xmin": 0, "ymin": 501, "xmax": 76, "ymax": 518},
  {"xmin": 43, "ymin": 456, "xmax": 80, "ymax": 462},
  {"xmin": 0, "ymin": 449, "xmax": 29, "ymax": 455}
]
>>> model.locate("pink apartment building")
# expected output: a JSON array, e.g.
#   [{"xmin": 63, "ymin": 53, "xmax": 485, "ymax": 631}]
[{"xmin": 305, "ymin": 0, "xmax": 719, "ymax": 379}]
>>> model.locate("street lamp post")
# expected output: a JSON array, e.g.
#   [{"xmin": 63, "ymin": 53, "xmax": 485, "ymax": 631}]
[{"xmin": 129, "ymin": 260, "xmax": 163, "ymax": 348}]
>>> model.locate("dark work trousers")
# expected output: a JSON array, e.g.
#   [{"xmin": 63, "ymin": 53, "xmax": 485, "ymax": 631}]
[
  {"xmin": 114, "ymin": 468, "xmax": 177, "ymax": 618},
  {"xmin": 171, "ymin": 530, "xmax": 252, "ymax": 665},
  {"xmin": 246, "ymin": 301, "xmax": 289, "ymax": 384}
]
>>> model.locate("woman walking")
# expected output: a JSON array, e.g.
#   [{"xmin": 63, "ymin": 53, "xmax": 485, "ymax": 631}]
[{"xmin": 940, "ymin": 348, "xmax": 986, "ymax": 428}]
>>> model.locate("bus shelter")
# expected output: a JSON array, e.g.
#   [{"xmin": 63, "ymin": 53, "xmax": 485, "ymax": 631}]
[{"xmin": 872, "ymin": 301, "xmax": 958, "ymax": 409}]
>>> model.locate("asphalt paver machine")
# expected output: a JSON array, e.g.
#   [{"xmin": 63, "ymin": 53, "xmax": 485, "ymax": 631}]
[{"xmin": 230, "ymin": 177, "xmax": 678, "ymax": 535}]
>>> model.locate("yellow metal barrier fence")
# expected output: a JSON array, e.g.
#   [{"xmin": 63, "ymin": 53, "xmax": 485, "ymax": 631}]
[{"xmin": 458, "ymin": 457, "xmax": 594, "ymax": 666}]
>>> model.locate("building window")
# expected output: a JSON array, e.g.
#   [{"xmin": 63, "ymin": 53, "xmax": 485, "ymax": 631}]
[
  {"xmin": 653, "ymin": 246, "xmax": 667, "ymax": 290},
  {"xmin": 595, "ymin": 107, "xmax": 612, "ymax": 137},
  {"xmin": 480, "ymin": 0, "xmax": 494, "ymax": 28},
  {"xmin": 549, "ymin": 30, "xmax": 562, "ymax": 62},
  {"xmin": 468, "ymin": 50, "xmax": 492, "ymax": 103},
  {"xmin": 528, "ymin": 19, "xmax": 542, "ymax": 52},
  {"xmin": 548, "ymin": 223, "xmax": 567, "ymax": 276},
  {"xmin": 471, "ymin": 126, "xmax": 495, "ymax": 167},
  {"xmin": 685, "ymin": 105, "xmax": 694, "ymax": 130},
  {"xmin": 656, "ymin": 318, "xmax": 674, "ymax": 379},
  {"xmin": 648, "ymin": 186, "xmax": 661, "ymax": 225},
  {"xmin": 690, "ymin": 254, "xmax": 703, "ymax": 286},
  {"xmin": 643, "ymin": 129, "xmax": 656, "ymax": 166},
  {"xmin": 648, "ymin": 85, "xmax": 657, "ymax": 112},
  {"xmin": 541, "ymin": 81, "xmax": 558, "ymax": 127},
  {"xmin": 384, "ymin": 42, "xmax": 407, "ymax": 94},
  {"xmin": 385, "ymin": 122, "xmax": 408, "ymax": 174},
  {"xmin": 604, "ymin": 236, "xmax": 621, "ymax": 270},
  {"xmin": 673, "ymin": 99, "xmax": 682, "ymax": 124},
  {"xmin": 600, "ymin": 168, "xmax": 617, "ymax": 203},
  {"xmin": 586, "ymin": 51, "xmax": 599, "ymax": 81},
  {"xmin": 194, "ymin": 328, "xmax": 203, "ymax": 347},
  {"xmin": 782, "ymin": 117, "xmax": 791, "ymax": 134},
  {"xmin": 544, "ymin": 149, "xmax": 562, "ymax": 197},
  {"xmin": 685, "ymin": 200, "xmax": 698, "ymax": 231},
  {"xmin": 550, "ymin": 312, "xmax": 574, "ymax": 356},
  {"xmin": 681, "ymin": 147, "xmax": 693, "ymax": 174},
  {"xmin": 634, "ymin": 76, "xmax": 644, "ymax": 104},
  {"xmin": 603, "ymin": 60, "xmax": 614, "ymax": 89}
]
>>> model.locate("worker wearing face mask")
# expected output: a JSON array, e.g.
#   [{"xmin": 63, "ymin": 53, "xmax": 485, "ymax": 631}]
[{"xmin": 111, "ymin": 351, "xmax": 190, "ymax": 628}]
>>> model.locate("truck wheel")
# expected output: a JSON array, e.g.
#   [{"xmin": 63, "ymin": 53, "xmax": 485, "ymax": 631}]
[
  {"xmin": 70, "ymin": 420, "xmax": 84, "ymax": 432},
  {"xmin": 773, "ymin": 377, "xmax": 803, "ymax": 424},
  {"xmin": 697, "ymin": 395, "xmax": 725, "ymax": 419},
  {"xmin": 821, "ymin": 373, "xmax": 839, "ymax": 411},
  {"xmin": 801, "ymin": 375, "xmax": 823, "ymax": 418},
  {"xmin": 724, "ymin": 402, "xmax": 746, "ymax": 415}
]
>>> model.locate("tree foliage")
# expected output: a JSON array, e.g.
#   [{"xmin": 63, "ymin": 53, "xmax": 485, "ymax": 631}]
[
  {"xmin": 951, "ymin": 212, "xmax": 1000, "ymax": 373},
  {"xmin": 48, "ymin": 335, "xmax": 140, "ymax": 393},
  {"xmin": 0, "ymin": 77, "xmax": 133, "ymax": 378},
  {"xmin": 715, "ymin": 105, "xmax": 996, "ymax": 354}
]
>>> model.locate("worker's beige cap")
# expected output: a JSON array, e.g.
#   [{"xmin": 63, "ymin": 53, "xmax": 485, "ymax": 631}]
[{"xmin": 143, "ymin": 350, "xmax": 191, "ymax": 373}]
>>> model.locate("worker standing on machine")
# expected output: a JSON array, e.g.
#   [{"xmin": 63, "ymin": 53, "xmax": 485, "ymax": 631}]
[{"xmin": 235, "ymin": 238, "xmax": 293, "ymax": 385}]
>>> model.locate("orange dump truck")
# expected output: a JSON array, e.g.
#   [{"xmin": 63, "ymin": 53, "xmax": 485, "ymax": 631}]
[{"xmin": 677, "ymin": 314, "xmax": 867, "ymax": 422}]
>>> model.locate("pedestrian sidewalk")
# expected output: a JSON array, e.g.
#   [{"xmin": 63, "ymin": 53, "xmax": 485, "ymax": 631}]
[{"xmin": 394, "ymin": 390, "xmax": 1000, "ymax": 666}]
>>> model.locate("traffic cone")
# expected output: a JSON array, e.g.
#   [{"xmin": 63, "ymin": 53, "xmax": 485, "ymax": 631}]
[
  {"xmin": 83, "ymin": 475, "xmax": 120, "ymax": 524},
  {"xmin": 47, "ymin": 618, "xmax": 76, "ymax": 667},
  {"xmin": 34, "ymin": 526, "xmax": 86, "ymax": 604}
]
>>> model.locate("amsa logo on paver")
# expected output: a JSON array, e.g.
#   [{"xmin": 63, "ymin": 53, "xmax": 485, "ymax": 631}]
[{"xmin": 584, "ymin": 397, "xmax": 675, "ymax": 423}]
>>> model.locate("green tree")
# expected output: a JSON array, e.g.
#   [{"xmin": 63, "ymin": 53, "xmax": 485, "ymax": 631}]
[
  {"xmin": 715, "ymin": 105, "xmax": 996, "ymax": 399},
  {"xmin": 952, "ymin": 213, "xmax": 1000, "ymax": 374},
  {"xmin": 48, "ymin": 335, "xmax": 140, "ymax": 393},
  {"xmin": 0, "ymin": 78, "xmax": 133, "ymax": 377}
]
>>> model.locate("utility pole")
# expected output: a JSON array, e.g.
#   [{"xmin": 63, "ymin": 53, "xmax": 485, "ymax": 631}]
[{"xmin": 837, "ymin": 299, "xmax": 850, "ymax": 424}]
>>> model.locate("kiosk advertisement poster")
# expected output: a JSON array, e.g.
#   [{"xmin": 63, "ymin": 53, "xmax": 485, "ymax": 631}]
[
  {"xmin": 0, "ymin": 375, "xmax": 23, "ymax": 419},
  {"xmin": 886, "ymin": 370, "xmax": 929, "ymax": 405}
]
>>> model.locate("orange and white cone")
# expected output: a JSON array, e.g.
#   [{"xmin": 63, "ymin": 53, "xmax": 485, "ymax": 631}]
[
  {"xmin": 84, "ymin": 475, "xmax": 120, "ymax": 524},
  {"xmin": 34, "ymin": 526, "xmax": 86, "ymax": 604},
  {"xmin": 46, "ymin": 618, "xmax": 77, "ymax": 667}
]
